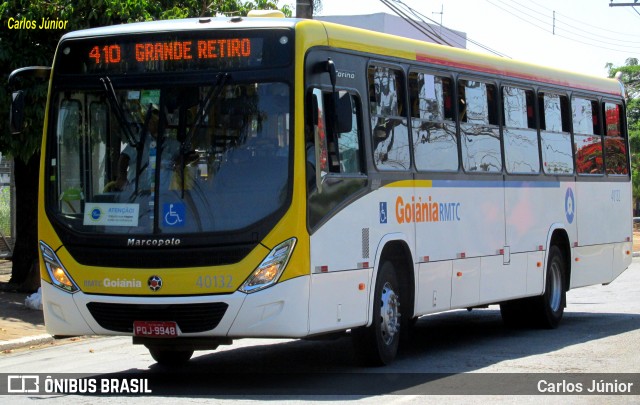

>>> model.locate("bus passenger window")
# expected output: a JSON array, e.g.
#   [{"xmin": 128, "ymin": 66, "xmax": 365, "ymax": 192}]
[
  {"xmin": 459, "ymin": 79, "xmax": 501, "ymax": 173},
  {"xmin": 503, "ymin": 86, "xmax": 539, "ymax": 174},
  {"xmin": 368, "ymin": 65, "xmax": 410, "ymax": 171},
  {"xmin": 409, "ymin": 71, "xmax": 457, "ymax": 171},
  {"xmin": 573, "ymin": 97, "xmax": 603, "ymax": 175},
  {"xmin": 603, "ymin": 102, "xmax": 629, "ymax": 175},
  {"xmin": 539, "ymin": 92, "xmax": 573, "ymax": 175},
  {"xmin": 540, "ymin": 93, "xmax": 570, "ymax": 133}
]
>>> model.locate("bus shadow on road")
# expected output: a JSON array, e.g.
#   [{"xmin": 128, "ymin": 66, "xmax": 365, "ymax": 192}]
[
  {"xmin": 175, "ymin": 307, "xmax": 640, "ymax": 373},
  {"xmin": 398, "ymin": 308, "xmax": 640, "ymax": 372},
  {"xmin": 125, "ymin": 307, "xmax": 640, "ymax": 396}
]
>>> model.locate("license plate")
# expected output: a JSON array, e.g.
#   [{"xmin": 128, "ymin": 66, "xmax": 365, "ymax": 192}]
[{"xmin": 133, "ymin": 321, "xmax": 180, "ymax": 338}]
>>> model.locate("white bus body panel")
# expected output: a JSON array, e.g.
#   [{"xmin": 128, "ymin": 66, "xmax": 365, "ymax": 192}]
[
  {"xmin": 505, "ymin": 181, "xmax": 577, "ymax": 254},
  {"xmin": 572, "ymin": 180, "xmax": 632, "ymax": 288},
  {"xmin": 416, "ymin": 260, "xmax": 452, "ymax": 315},
  {"xmin": 309, "ymin": 178, "xmax": 631, "ymax": 326},
  {"xmin": 308, "ymin": 268, "xmax": 372, "ymax": 334}
]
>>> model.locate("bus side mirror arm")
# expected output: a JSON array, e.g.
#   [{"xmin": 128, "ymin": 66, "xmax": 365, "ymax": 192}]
[
  {"xmin": 323, "ymin": 59, "xmax": 352, "ymax": 134},
  {"xmin": 325, "ymin": 58, "xmax": 337, "ymax": 91}
]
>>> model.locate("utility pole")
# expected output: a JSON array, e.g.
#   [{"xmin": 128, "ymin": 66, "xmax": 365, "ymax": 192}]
[
  {"xmin": 432, "ymin": 4, "xmax": 443, "ymax": 36},
  {"xmin": 296, "ymin": 0, "xmax": 314, "ymax": 19}
]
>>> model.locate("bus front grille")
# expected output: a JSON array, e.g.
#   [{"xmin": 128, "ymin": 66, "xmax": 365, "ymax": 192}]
[{"xmin": 86, "ymin": 302, "xmax": 229, "ymax": 333}]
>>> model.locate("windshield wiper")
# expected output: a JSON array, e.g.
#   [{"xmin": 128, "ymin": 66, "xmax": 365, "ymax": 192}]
[
  {"xmin": 132, "ymin": 104, "xmax": 156, "ymax": 194},
  {"xmin": 178, "ymin": 72, "xmax": 230, "ymax": 198},
  {"xmin": 181, "ymin": 72, "xmax": 230, "ymax": 155},
  {"xmin": 100, "ymin": 76, "xmax": 138, "ymax": 147}
]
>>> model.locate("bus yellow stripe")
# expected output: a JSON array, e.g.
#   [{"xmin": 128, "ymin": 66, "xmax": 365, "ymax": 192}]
[{"xmin": 384, "ymin": 180, "xmax": 433, "ymax": 188}]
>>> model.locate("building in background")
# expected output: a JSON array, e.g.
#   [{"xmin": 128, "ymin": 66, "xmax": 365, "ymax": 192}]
[{"xmin": 317, "ymin": 12, "xmax": 467, "ymax": 49}]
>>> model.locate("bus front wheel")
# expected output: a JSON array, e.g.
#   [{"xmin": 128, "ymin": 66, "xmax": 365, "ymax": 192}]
[{"xmin": 352, "ymin": 260, "xmax": 402, "ymax": 366}]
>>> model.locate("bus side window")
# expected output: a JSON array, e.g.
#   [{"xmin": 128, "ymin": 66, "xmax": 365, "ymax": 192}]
[
  {"xmin": 539, "ymin": 92, "xmax": 573, "ymax": 175},
  {"xmin": 368, "ymin": 65, "xmax": 411, "ymax": 171},
  {"xmin": 459, "ymin": 79, "xmax": 501, "ymax": 173},
  {"xmin": 603, "ymin": 102, "xmax": 629, "ymax": 175},
  {"xmin": 323, "ymin": 92, "xmax": 363, "ymax": 175},
  {"xmin": 573, "ymin": 97, "xmax": 603, "ymax": 175},
  {"xmin": 409, "ymin": 71, "xmax": 457, "ymax": 172},
  {"xmin": 502, "ymin": 86, "xmax": 539, "ymax": 174},
  {"xmin": 307, "ymin": 88, "xmax": 329, "ymax": 182}
]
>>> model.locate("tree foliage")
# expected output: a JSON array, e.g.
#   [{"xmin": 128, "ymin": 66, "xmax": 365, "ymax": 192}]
[{"xmin": 608, "ymin": 58, "xmax": 640, "ymax": 210}]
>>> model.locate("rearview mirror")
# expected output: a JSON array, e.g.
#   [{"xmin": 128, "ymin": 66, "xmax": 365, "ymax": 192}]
[
  {"xmin": 334, "ymin": 91, "xmax": 353, "ymax": 134},
  {"xmin": 10, "ymin": 90, "xmax": 25, "ymax": 135}
]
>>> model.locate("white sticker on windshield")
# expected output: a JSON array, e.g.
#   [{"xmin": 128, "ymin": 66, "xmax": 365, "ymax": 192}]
[{"xmin": 83, "ymin": 203, "xmax": 139, "ymax": 227}]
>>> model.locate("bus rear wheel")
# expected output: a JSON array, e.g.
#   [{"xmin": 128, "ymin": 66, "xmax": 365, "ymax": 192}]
[
  {"xmin": 352, "ymin": 260, "xmax": 402, "ymax": 366},
  {"xmin": 500, "ymin": 246, "xmax": 566, "ymax": 329},
  {"xmin": 533, "ymin": 246, "xmax": 566, "ymax": 328},
  {"xmin": 147, "ymin": 346, "xmax": 194, "ymax": 366}
]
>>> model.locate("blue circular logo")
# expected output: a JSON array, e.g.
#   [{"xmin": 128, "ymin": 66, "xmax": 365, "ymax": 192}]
[
  {"xmin": 148, "ymin": 275, "xmax": 163, "ymax": 292},
  {"xmin": 565, "ymin": 188, "xmax": 575, "ymax": 224},
  {"xmin": 90, "ymin": 207, "xmax": 102, "ymax": 221}
]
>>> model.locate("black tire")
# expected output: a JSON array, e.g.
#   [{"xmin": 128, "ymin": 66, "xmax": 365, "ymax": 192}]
[
  {"xmin": 499, "ymin": 298, "xmax": 530, "ymax": 328},
  {"xmin": 352, "ymin": 260, "xmax": 402, "ymax": 366},
  {"xmin": 147, "ymin": 347, "xmax": 194, "ymax": 366},
  {"xmin": 533, "ymin": 246, "xmax": 566, "ymax": 329}
]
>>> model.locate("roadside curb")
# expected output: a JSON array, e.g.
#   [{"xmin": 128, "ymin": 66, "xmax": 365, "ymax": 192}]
[{"xmin": 0, "ymin": 334, "xmax": 54, "ymax": 352}]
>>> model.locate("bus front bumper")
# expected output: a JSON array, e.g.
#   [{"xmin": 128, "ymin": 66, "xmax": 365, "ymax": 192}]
[{"xmin": 41, "ymin": 275, "xmax": 311, "ymax": 339}]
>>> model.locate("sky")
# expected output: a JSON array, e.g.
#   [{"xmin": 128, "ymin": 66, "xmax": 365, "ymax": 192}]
[{"xmin": 315, "ymin": 0, "xmax": 640, "ymax": 78}]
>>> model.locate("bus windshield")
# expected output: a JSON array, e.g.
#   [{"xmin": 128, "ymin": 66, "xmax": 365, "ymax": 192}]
[{"xmin": 48, "ymin": 80, "xmax": 291, "ymax": 235}]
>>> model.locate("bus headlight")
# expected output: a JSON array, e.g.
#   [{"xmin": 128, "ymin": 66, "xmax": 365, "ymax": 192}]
[
  {"xmin": 240, "ymin": 238, "xmax": 296, "ymax": 293},
  {"xmin": 40, "ymin": 241, "xmax": 79, "ymax": 293}
]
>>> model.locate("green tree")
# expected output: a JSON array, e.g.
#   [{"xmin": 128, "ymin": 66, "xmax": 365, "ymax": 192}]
[
  {"xmin": 1, "ymin": 0, "xmax": 292, "ymax": 289},
  {"xmin": 607, "ymin": 58, "xmax": 640, "ymax": 214}
]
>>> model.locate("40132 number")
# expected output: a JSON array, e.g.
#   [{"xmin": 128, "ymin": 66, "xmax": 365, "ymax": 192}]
[{"xmin": 195, "ymin": 275, "xmax": 232, "ymax": 289}]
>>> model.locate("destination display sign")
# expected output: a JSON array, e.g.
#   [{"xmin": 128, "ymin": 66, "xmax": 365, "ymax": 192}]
[{"xmin": 55, "ymin": 30, "xmax": 292, "ymax": 74}]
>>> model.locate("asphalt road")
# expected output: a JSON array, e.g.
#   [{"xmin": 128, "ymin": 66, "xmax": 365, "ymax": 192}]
[{"xmin": 1, "ymin": 259, "xmax": 639, "ymax": 404}]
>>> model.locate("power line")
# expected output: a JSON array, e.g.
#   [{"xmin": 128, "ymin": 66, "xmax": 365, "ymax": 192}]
[
  {"xmin": 380, "ymin": 0, "xmax": 453, "ymax": 46},
  {"xmin": 380, "ymin": 0, "xmax": 512, "ymax": 58},
  {"xmin": 484, "ymin": 0, "xmax": 640, "ymax": 54},
  {"xmin": 530, "ymin": 0, "xmax": 640, "ymax": 36},
  {"xmin": 513, "ymin": 0, "xmax": 640, "ymax": 44},
  {"xmin": 499, "ymin": 0, "xmax": 640, "ymax": 47}
]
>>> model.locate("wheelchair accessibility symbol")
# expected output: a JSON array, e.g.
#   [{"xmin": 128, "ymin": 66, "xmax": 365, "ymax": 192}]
[
  {"xmin": 163, "ymin": 203, "xmax": 185, "ymax": 227},
  {"xmin": 380, "ymin": 202, "xmax": 388, "ymax": 224}
]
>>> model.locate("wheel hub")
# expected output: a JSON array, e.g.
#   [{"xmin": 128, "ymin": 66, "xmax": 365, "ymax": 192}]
[
  {"xmin": 380, "ymin": 281, "xmax": 400, "ymax": 345},
  {"xmin": 549, "ymin": 261, "xmax": 562, "ymax": 312}
]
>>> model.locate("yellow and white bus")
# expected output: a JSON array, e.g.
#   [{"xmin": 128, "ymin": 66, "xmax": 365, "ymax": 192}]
[{"xmin": 12, "ymin": 13, "xmax": 632, "ymax": 366}]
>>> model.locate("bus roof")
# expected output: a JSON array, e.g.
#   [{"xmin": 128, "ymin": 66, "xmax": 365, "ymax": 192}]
[
  {"xmin": 59, "ymin": 16, "xmax": 298, "ymax": 40},
  {"xmin": 313, "ymin": 20, "xmax": 623, "ymax": 97},
  {"xmin": 60, "ymin": 16, "xmax": 623, "ymax": 97}
]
